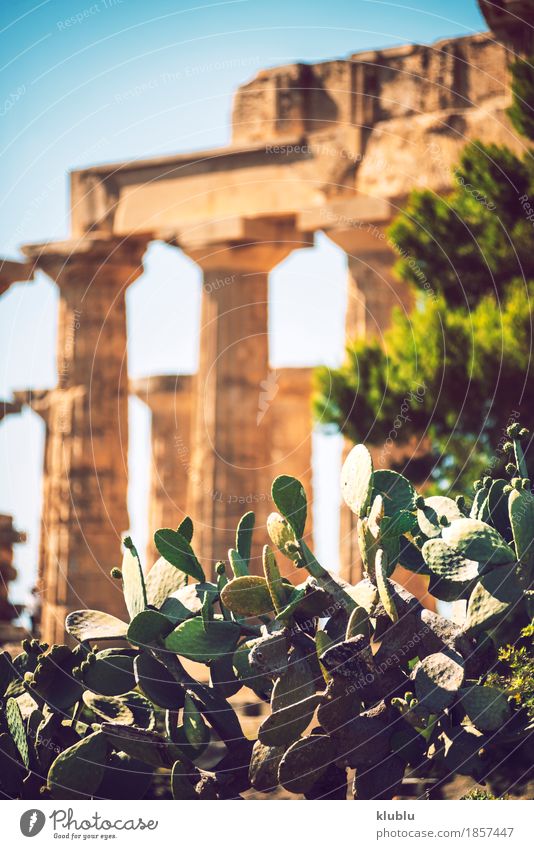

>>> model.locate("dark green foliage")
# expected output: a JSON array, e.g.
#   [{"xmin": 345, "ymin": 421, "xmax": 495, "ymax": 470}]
[
  {"xmin": 508, "ymin": 57, "xmax": 534, "ymax": 140},
  {"xmin": 314, "ymin": 56, "xmax": 534, "ymax": 491}
]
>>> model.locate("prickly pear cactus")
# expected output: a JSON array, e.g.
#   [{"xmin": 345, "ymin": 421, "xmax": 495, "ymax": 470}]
[{"xmin": 0, "ymin": 423, "xmax": 531, "ymax": 800}]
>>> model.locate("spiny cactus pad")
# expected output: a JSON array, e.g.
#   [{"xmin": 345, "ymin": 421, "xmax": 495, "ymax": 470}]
[
  {"xmin": 332, "ymin": 712, "xmax": 391, "ymax": 768},
  {"xmin": 134, "ymin": 652, "xmax": 185, "ymax": 709},
  {"xmin": 412, "ymin": 650, "xmax": 465, "ymax": 712},
  {"xmin": 101, "ymin": 724, "xmax": 183, "ymax": 768},
  {"xmin": 164, "ymin": 617, "xmax": 240, "ymax": 661},
  {"xmin": 266, "ymin": 512, "xmax": 299, "ymax": 561},
  {"xmin": 422, "ymin": 538, "xmax": 480, "ymax": 601},
  {"xmin": 127, "ymin": 609, "xmax": 175, "ymax": 646},
  {"xmin": 262, "ymin": 545, "xmax": 288, "ymax": 612},
  {"xmin": 509, "ymin": 488, "xmax": 534, "ymax": 575},
  {"xmin": 375, "ymin": 548, "xmax": 398, "ymax": 622},
  {"xmin": 220, "ymin": 575, "xmax": 274, "ymax": 616},
  {"xmin": 271, "ymin": 650, "xmax": 315, "ymax": 711},
  {"xmin": 144, "ymin": 556, "xmax": 188, "ymax": 607},
  {"xmin": 442, "ymin": 518, "xmax": 515, "ymax": 566},
  {"xmin": 236, "ymin": 511, "xmax": 255, "ymax": 568},
  {"xmin": 249, "ymin": 740, "xmax": 285, "ymax": 792},
  {"xmin": 417, "ymin": 495, "xmax": 463, "ymax": 538},
  {"xmin": 121, "ymin": 542, "xmax": 147, "ymax": 619},
  {"xmin": 258, "ymin": 693, "xmax": 322, "ymax": 747},
  {"xmin": 464, "ymin": 566, "xmax": 523, "ymax": 635},
  {"xmin": 341, "ymin": 444, "xmax": 373, "ymax": 518},
  {"xmin": 460, "ymin": 684, "xmax": 511, "ymax": 732},
  {"xmin": 153, "ymin": 528, "xmax": 205, "ymax": 582},
  {"xmin": 278, "ymin": 734, "xmax": 332, "ymax": 794},
  {"xmin": 171, "ymin": 758, "xmax": 199, "ymax": 800},
  {"xmin": 47, "ymin": 731, "xmax": 108, "ymax": 800},
  {"xmin": 372, "ymin": 469, "xmax": 416, "ymax": 516},
  {"xmin": 272, "ymin": 475, "xmax": 307, "ymax": 537},
  {"xmin": 80, "ymin": 652, "xmax": 136, "ymax": 696},
  {"xmin": 6, "ymin": 698, "xmax": 29, "ymax": 768},
  {"xmin": 66, "ymin": 610, "xmax": 129, "ymax": 642}
]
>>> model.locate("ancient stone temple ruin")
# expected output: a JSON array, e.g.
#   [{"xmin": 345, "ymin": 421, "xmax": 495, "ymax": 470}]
[{"xmin": 0, "ymin": 6, "xmax": 528, "ymax": 641}]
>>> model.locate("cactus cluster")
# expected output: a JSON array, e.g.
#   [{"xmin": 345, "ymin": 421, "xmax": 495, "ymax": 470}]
[{"xmin": 0, "ymin": 425, "xmax": 532, "ymax": 799}]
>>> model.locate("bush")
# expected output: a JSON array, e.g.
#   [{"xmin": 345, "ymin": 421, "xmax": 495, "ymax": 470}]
[{"xmin": 0, "ymin": 426, "xmax": 532, "ymax": 800}]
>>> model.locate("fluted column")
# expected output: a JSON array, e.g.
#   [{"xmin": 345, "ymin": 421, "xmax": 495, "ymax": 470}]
[
  {"xmin": 180, "ymin": 223, "xmax": 310, "ymax": 576},
  {"xmin": 131, "ymin": 374, "xmax": 194, "ymax": 567},
  {"xmin": 21, "ymin": 236, "xmax": 147, "ymax": 643}
]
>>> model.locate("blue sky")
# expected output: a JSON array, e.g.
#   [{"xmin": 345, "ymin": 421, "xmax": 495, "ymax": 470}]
[{"xmin": 0, "ymin": 0, "xmax": 487, "ymax": 605}]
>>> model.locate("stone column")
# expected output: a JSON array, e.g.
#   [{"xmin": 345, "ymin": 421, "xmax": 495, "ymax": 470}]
[
  {"xmin": 330, "ymin": 228, "xmax": 414, "ymax": 344},
  {"xmin": 326, "ymin": 226, "xmax": 434, "ymax": 608},
  {"xmin": 0, "ymin": 401, "xmax": 25, "ymax": 639},
  {"xmin": 21, "ymin": 236, "xmax": 147, "ymax": 643},
  {"xmin": 0, "ymin": 515, "xmax": 26, "ymax": 629},
  {"xmin": 131, "ymin": 374, "xmax": 194, "ymax": 568},
  {"xmin": 13, "ymin": 390, "xmax": 52, "ymax": 591},
  {"xmin": 180, "ymin": 221, "xmax": 310, "ymax": 577},
  {"xmin": 269, "ymin": 367, "xmax": 314, "ymax": 551},
  {"xmin": 327, "ymin": 226, "xmax": 414, "ymax": 585}
]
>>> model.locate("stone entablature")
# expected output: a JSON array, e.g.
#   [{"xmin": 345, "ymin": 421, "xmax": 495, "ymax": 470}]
[{"xmin": 69, "ymin": 32, "xmax": 522, "ymax": 239}]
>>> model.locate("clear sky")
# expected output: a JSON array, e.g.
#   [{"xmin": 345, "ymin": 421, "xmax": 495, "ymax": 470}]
[{"xmin": 0, "ymin": 0, "xmax": 487, "ymax": 607}]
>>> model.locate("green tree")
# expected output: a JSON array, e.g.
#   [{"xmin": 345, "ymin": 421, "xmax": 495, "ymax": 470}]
[{"xmin": 314, "ymin": 57, "xmax": 534, "ymax": 492}]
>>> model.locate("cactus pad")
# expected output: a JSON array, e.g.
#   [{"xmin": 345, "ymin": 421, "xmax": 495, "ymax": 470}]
[
  {"xmin": 236, "ymin": 511, "xmax": 255, "ymax": 568},
  {"xmin": 413, "ymin": 650, "xmax": 465, "ymax": 712},
  {"xmin": 101, "ymin": 723, "xmax": 182, "ymax": 768},
  {"xmin": 266, "ymin": 512, "xmax": 300, "ymax": 561},
  {"xmin": 249, "ymin": 740, "xmax": 285, "ymax": 792},
  {"xmin": 47, "ymin": 731, "xmax": 108, "ymax": 800},
  {"xmin": 144, "ymin": 556, "xmax": 188, "ymax": 608},
  {"xmin": 164, "ymin": 617, "xmax": 240, "ymax": 662},
  {"xmin": 258, "ymin": 692, "xmax": 322, "ymax": 746},
  {"xmin": 171, "ymin": 758, "xmax": 199, "ymax": 800},
  {"xmin": 134, "ymin": 651, "xmax": 185, "ymax": 709},
  {"xmin": 460, "ymin": 684, "xmax": 511, "ymax": 731},
  {"xmin": 153, "ymin": 528, "xmax": 205, "ymax": 582},
  {"xmin": 341, "ymin": 444, "xmax": 373, "ymax": 518},
  {"xmin": 417, "ymin": 495, "xmax": 463, "ymax": 538},
  {"xmin": 464, "ymin": 565, "xmax": 522, "ymax": 635},
  {"xmin": 127, "ymin": 609, "xmax": 175, "ymax": 646},
  {"xmin": 121, "ymin": 542, "xmax": 147, "ymax": 619},
  {"xmin": 278, "ymin": 734, "xmax": 332, "ymax": 794},
  {"xmin": 80, "ymin": 651, "xmax": 136, "ymax": 696},
  {"xmin": 372, "ymin": 469, "xmax": 416, "ymax": 516},
  {"xmin": 442, "ymin": 518, "xmax": 515, "ymax": 565},
  {"xmin": 66, "ymin": 610, "xmax": 128, "ymax": 643},
  {"xmin": 220, "ymin": 575, "xmax": 274, "ymax": 616},
  {"xmin": 6, "ymin": 697, "xmax": 29, "ymax": 768},
  {"xmin": 271, "ymin": 475, "xmax": 307, "ymax": 537},
  {"xmin": 509, "ymin": 487, "xmax": 534, "ymax": 575}
]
